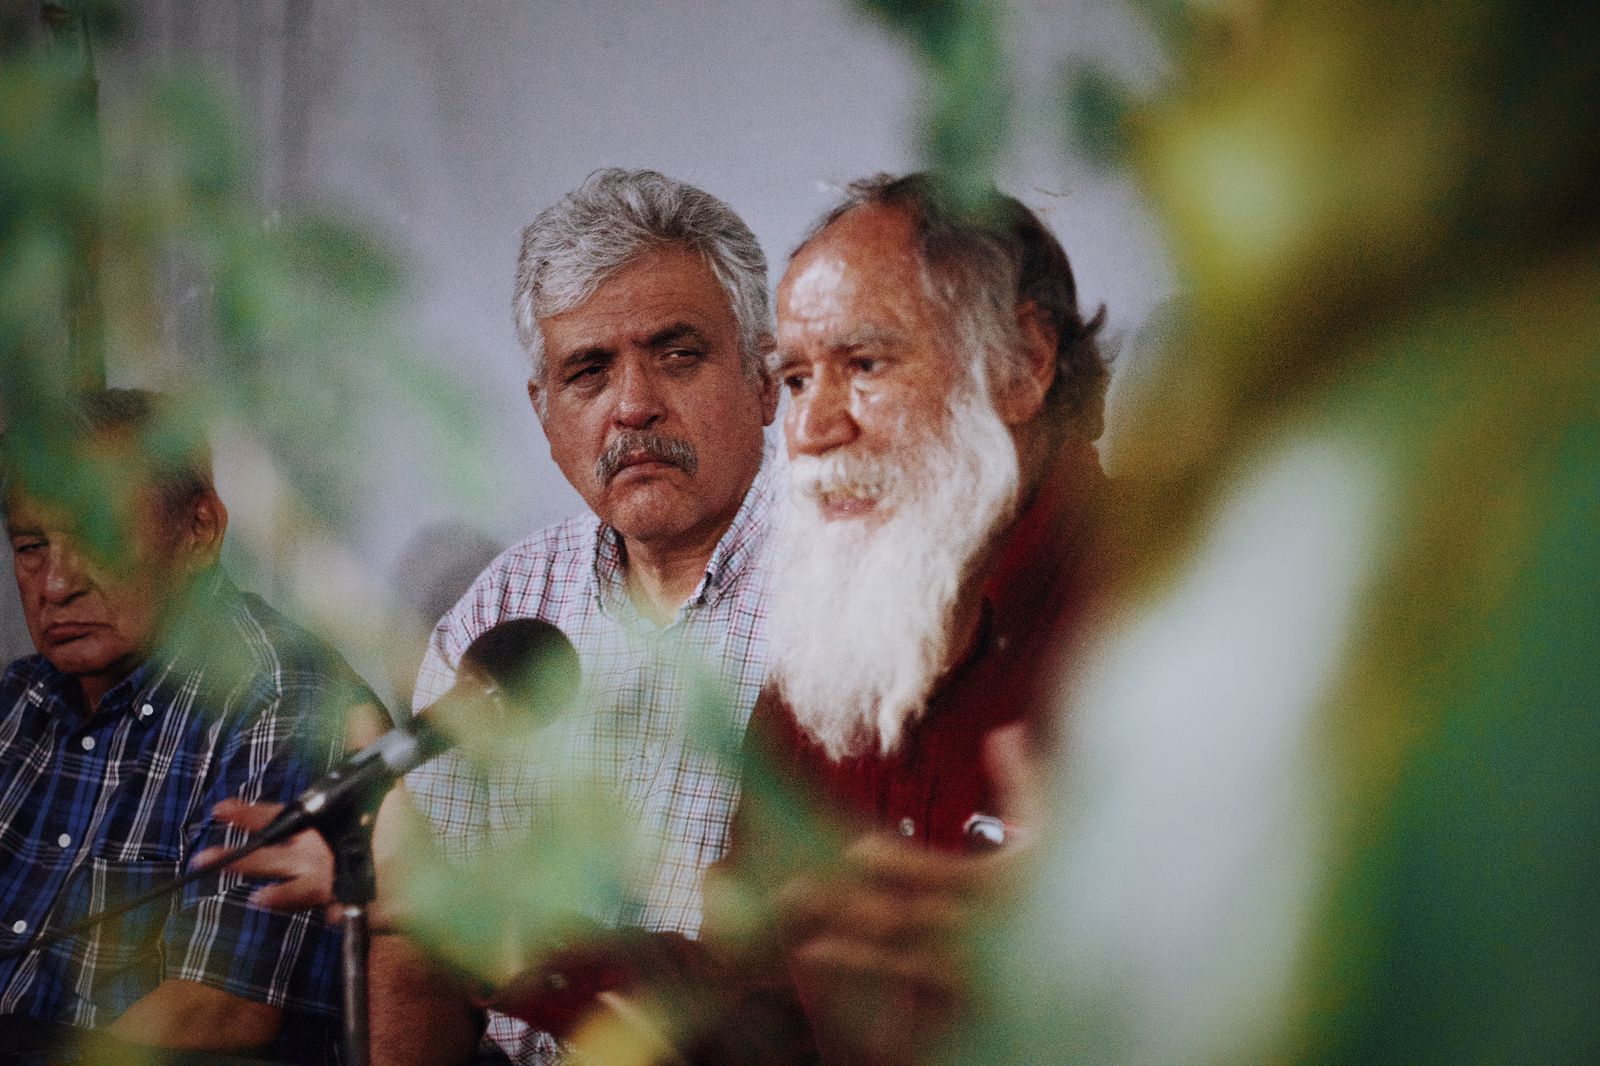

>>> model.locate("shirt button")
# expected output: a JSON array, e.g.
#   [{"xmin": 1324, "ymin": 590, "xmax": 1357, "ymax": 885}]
[
  {"xmin": 57, "ymin": 834, "xmax": 71, "ymax": 848},
  {"xmin": 11, "ymin": 920, "xmax": 25, "ymax": 934},
  {"xmin": 80, "ymin": 736, "xmax": 95, "ymax": 751},
  {"xmin": 898, "ymin": 817, "xmax": 916, "ymax": 838},
  {"xmin": 139, "ymin": 703, "xmax": 155, "ymax": 719}
]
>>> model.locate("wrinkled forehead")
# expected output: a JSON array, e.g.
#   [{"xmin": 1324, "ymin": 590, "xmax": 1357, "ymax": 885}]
[{"xmin": 782, "ymin": 205, "xmax": 925, "ymax": 296}]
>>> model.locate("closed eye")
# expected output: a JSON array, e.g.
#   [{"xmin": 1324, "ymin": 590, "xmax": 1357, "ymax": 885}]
[{"xmin": 10, "ymin": 539, "xmax": 46, "ymax": 568}]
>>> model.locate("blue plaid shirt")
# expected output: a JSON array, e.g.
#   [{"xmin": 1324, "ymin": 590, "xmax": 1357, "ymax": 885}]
[{"xmin": 0, "ymin": 572, "xmax": 364, "ymax": 1056}]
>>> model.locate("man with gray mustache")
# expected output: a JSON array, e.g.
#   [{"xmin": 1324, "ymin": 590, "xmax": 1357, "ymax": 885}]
[{"xmin": 376, "ymin": 168, "xmax": 780, "ymax": 1066}]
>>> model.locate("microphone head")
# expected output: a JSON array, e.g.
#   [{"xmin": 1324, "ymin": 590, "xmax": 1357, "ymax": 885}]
[{"xmin": 459, "ymin": 618, "xmax": 581, "ymax": 722}]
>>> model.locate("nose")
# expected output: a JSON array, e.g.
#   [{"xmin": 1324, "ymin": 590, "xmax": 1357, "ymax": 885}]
[
  {"xmin": 787, "ymin": 368, "xmax": 858, "ymax": 457},
  {"xmin": 613, "ymin": 358, "xmax": 667, "ymax": 430},
  {"xmin": 42, "ymin": 541, "xmax": 91, "ymax": 604}
]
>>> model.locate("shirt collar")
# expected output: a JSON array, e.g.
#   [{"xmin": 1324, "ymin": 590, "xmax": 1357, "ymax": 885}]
[
  {"xmin": 31, "ymin": 649, "xmax": 157, "ymax": 728},
  {"xmin": 982, "ymin": 440, "xmax": 1105, "ymax": 615},
  {"xmin": 592, "ymin": 442, "xmax": 778, "ymax": 625},
  {"xmin": 692, "ymin": 442, "xmax": 779, "ymax": 608}
]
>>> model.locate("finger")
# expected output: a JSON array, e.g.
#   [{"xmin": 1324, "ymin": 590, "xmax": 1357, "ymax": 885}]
[
  {"xmin": 772, "ymin": 872, "xmax": 845, "ymax": 945},
  {"xmin": 189, "ymin": 846, "xmax": 226, "ymax": 871},
  {"xmin": 210, "ymin": 799, "xmax": 287, "ymax": 832},
  {"xmin": 790, "ymin": 932, "xmax": 961, "ymax": 995},
  {"xmin": 188, "ymin": 845, "xmax": 286, "ymax": 877},
  {"xmin": 983, "ymin": 722, "xmax": 1045, "ymax": 845},
  {"xmin": 248, "ymin": 876, "xmax": 338, "ymax": 913},
  {"xmin": 843, "ymin": 834, "xmax": 993, "ymax": 892},
  {"xmin": 193, "ymin": 832, "xmax": 337, "ymax": 907},
  {"xmin": 842, "ymin": 891, "xmax": 966, "ymax": 950},
  {"xmin": 780, "ymin": 871, "xmax": 967, "ymax": 950},
  {"xmin": 217, "ymin": 844, "xmax": 322, "ymax": 884}
]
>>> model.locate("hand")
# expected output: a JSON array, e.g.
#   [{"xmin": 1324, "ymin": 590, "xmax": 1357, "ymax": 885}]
[
  {"xmin": 774, "ymin": 723, "xmax": 1046, "ymax": 1065},
  {"xmin": 191, "ymin": 799, "xmax": 339, "ymax": 919},
  {"xmin": 776, "ymin": 835, "xmax": 1000, "ymax": 1064},
  {"xmin": 485, "ymin": 935, "xmax": 641, "ymax": 1040},
  {"xmin": 187, "ymin": 703, "xmax": 398, "ymax": 919}
]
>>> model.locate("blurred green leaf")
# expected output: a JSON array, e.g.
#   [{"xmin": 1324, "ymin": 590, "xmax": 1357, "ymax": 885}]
[{"xmin": 1063, "ymin": 64, "xmax": 1135, "ymax": 169}]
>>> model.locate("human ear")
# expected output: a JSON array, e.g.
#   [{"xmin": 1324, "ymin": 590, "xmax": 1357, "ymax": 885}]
[
  {"xmin": 753, "ymin": 333, "xmax": 780, "ymax": 427},
  {"xmin": 185, "ymin": 492, "xmax": 228, "ymax": 570},
  {"xmin": 994, "ymin": 301, "xmax": 1058, "ymax": 427},
  {"xmin": 527, "ymin": 378, "xmax": 546, "ymax": 425}
]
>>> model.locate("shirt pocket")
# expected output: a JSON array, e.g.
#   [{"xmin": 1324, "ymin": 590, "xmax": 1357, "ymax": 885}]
[{"xmin": 78, "ymin": 851, "xmax": 183, "ymax": 1000}]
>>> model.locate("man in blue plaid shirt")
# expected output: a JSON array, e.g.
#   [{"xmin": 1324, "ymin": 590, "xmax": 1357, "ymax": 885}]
[{"xmin": 0, "ymin": 389, "xmax": 371, "ymax": 1061}]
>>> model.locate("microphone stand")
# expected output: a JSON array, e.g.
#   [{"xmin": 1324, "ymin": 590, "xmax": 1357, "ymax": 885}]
[{"xmin": 306, "ymin": 764, "xmax": 387, "ymax": 1066}]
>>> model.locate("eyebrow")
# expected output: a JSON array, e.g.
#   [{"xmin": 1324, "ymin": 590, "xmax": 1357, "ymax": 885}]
[
  {"xmin": 831, "ymin": 325, "xmax": 902, "ymax": 351},
  {"xmin": 773, "ymin": 324, "xmax": 902, "ymax": 366},
  {"xmin": 553, "ymin": 323, "xmax": 712, "ymax": 376},
  {"xmin": 554, "ymin": 346, "xmax": 614, "ymax": 375},
  {"xmin": 643, "ymin": 323, "xmax": 709, "ymax": 350}
]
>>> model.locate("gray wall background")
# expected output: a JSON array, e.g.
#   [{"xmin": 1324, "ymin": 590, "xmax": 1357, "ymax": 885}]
[{"xmin": 3, "ymin": 0, "xmax": 1173, "ymax": 686}]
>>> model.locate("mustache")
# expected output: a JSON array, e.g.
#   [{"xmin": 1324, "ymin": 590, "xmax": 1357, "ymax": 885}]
[
  {"xmin": 788, "ymin": 450, "xmax": 898, "ymax": 505},
  {"xmin": 595, "ymin": 431, "xmax": 700, "ymax": 484}
]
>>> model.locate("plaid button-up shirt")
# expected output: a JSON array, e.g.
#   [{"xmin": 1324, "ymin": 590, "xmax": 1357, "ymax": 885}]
[
  {"xmin": 0, "ymin": 573, "xmax": 363, "ymax": 1058},
  {"xmin": 407, "ymin": 459, "xmax": 777, "ymax": 1066}
]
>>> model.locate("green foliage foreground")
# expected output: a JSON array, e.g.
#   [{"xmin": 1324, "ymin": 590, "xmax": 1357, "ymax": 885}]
[{"xmin": 5, "ymin": 1, "xmax": 1598, "ymax": 1062}]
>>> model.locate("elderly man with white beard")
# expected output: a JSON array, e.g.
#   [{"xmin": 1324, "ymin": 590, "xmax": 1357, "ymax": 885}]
[
  {"xmin": 503, "ymin": 172, "xmax": 1108, "ymax": 1066},
  {"xmin": 488, "ymin": 172, "xmax": 1108, "ymax": 1065},
  {"xmin": 707, "ymin": 172, "xmax": 1112, "ymax": 1066}
]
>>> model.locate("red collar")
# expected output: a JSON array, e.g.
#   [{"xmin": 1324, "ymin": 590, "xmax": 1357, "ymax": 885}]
[{"xmin": 983, "ymin": 440, "xmax": 1104, "ymax": 616}]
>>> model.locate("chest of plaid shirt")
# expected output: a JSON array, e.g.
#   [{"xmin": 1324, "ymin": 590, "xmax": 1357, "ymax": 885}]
[
  {"xmin": 407, "ymin": 461, "xmax": 776, "ymax": 1065},
  {"xmin": 0, "ymin": 574, "xmax": 358, "ymax": 1053}
]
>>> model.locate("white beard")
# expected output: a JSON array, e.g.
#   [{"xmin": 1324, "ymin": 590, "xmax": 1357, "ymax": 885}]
[{"xmin": 767, "ymin": 378, "xmax": 1021, "ymax": 761}]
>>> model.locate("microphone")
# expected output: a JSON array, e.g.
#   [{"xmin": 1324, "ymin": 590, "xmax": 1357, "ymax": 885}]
[{"xmin": 254, "ymin": 618, "xmax": 581, "ymax": 846}]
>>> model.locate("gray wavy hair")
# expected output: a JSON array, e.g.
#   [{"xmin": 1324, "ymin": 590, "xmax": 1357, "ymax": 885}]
[
  {"xmin": 797, "ymin": 173, "xmax": 1109, "ymax": 440},
  {"xmin": 513, "ymin": 168, "xmax": 770, "ymax": 385}
]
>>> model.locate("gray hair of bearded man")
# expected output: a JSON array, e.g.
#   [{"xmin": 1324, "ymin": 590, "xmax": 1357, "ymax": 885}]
[
  {"xmin": 793, "ymin": 172, "xmax": 1110, "ymax": 441},
  {"xmin": 513, "ymin": 168, "xmax": 771, "ymax": 394}
]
